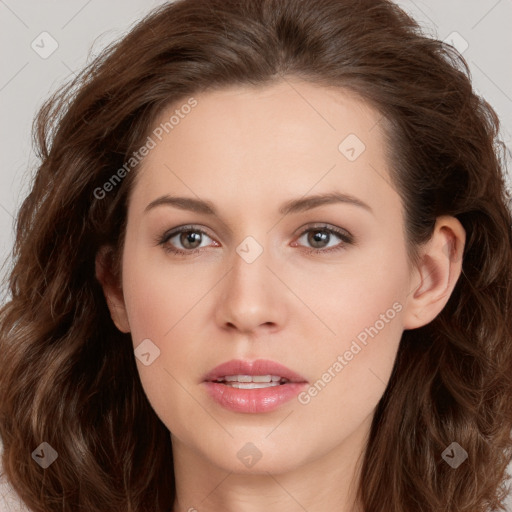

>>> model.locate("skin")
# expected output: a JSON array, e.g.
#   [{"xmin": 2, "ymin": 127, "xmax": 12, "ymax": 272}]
[{"xmin": 96, "ymin": 78, "xmax": 465, "ymax": 512}]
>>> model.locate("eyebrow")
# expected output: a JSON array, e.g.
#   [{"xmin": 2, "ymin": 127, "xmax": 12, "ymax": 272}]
[
  {"xmin": 279, "ymin": 192, "xmax": 372, "ymax": 216},
  {"xmin": 144, "ymin": 192, "xmax": 373, "ymax": 216}
]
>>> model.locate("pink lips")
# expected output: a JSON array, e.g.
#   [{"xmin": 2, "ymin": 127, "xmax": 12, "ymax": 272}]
[{"xmin": 203, "ymin": 359, "xmax": 308, "ymax": 413}]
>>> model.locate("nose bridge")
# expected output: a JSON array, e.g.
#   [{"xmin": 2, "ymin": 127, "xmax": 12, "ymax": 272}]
[
  {"xmin": 235, "ymin": 234, "xmax": 266, "ymax": 267},
  {"xmin": 215, "ymin": 232, "xmax": 284, "ymax": 332},
  {"xmin": 229, "ymin": 233, "xmax": 271, "ymax": 296}
]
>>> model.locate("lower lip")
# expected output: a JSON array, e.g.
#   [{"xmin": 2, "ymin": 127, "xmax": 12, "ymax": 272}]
[{"xmin": 204, "ymin": 382, "xmax": 307, "ymax": 413}]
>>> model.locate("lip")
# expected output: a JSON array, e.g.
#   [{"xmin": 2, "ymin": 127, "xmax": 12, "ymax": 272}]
[{"xmin": 203, "ymin": 359, "xmax": 308, "ymax": 413}]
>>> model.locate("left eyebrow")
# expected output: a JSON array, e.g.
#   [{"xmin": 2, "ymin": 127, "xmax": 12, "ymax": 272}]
[{"xmin": 278, "ymin": 192, "xmax": 373, "ymax": 216}]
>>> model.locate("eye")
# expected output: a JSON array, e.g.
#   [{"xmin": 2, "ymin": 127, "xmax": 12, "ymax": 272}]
[
  {"xmin": 157, "ymin": 225, "xmax": 217, "ymax": 255},
  {"xmin": 156, "ymin": 223, "xmax": 354, "ymax": 256},
  {"xmin": 293, "ymin": 225, "xmax": 354, "ymax": 254}
]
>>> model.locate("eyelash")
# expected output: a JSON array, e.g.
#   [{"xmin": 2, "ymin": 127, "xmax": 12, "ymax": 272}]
[{"xmin": 156, "ymin": 224, "xmax": 354, "ymax": 256}]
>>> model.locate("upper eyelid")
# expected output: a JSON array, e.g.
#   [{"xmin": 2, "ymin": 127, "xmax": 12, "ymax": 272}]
[
  {"xmin": 294, "ymin": 223, "xmax": 351, "ymax": 237},
  {"xmin": 163, "ymin": 225, "xmax": 215, "ymax": 241}
]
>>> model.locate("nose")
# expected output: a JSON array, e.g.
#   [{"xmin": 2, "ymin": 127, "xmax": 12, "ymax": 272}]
[{"xmin": 214, "ymin": 242, "xmax": 287, "ymax": 335}]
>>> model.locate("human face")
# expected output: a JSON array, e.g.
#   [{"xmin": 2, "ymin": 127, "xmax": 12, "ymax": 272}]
[{"xmin": 117, "ymin": 79, "xmax": 412, "ymax": 476}]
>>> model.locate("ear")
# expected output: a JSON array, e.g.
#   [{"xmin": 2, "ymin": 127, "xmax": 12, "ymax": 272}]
[
  {"xmin": 403, "ymin": 215, "xmax": 466, "ymax": 330},
  {"xmin": 95, "ymin": 245, "xmax": 131, "ymax": 333}
]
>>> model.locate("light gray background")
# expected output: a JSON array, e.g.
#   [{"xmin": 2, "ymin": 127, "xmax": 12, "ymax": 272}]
[{"xmin": 0, "ymin": 0, "xmax": 511, "ymax": 510}]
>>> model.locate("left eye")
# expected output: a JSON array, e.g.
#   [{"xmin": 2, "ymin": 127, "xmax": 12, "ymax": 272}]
[
  {"xmin": 293, "ymin": 226, "xmax": 353, "ymax": 253},
  {"xmin": 296, "ymin": 228, "xmax": 341, "ymax": 250}
]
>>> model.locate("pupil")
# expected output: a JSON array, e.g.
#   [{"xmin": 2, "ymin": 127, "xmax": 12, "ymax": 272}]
[
  {"xmin": 181, "ymin": 231, "xmax": 201, "ymax": 249},
  {"xmin": 309, "ymin": 230, "xmax": 329, "ymax": 248}
]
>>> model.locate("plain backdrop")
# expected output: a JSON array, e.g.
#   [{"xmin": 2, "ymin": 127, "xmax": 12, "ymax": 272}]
[{"xmin": 0, "ymin": 0, "xmax": 511, "ymax": 510}]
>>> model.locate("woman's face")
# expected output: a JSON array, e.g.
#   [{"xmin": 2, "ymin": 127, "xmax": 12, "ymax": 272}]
[{"xmin": 111, "ymin": 79, "xmax": 417, "ymax": 475}]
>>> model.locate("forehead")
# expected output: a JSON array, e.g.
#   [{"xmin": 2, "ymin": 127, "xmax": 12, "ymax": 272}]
[
  {"xmin": 129, "ymin": 79, "xmax": 398, "ymax": 216},
  {"xmin": 150, "ymin": 79, "xmax": 382, "ymax": 154}
]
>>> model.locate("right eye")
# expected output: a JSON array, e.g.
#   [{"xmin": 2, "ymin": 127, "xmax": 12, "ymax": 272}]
[{"xmin": 157, "ymin": 225, "xmax": 219, "ymax": 255}]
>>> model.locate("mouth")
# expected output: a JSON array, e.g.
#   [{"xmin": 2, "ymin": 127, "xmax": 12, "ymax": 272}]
[
  {"xmin": 203, "ymin": 358, "xmax": 307, "ymax": 385},
  {"xmin": 209, "ymin": 375, "xmax": 292, "ymax": 389},
  {"xmin": 203, "ymin": 359, "xmax": 308, "ymax": 413}
]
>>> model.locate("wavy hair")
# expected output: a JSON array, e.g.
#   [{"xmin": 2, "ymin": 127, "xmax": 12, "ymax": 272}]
[{"xmin": 1, "ymin": 0, "xmax": 511, "ymax": 510}]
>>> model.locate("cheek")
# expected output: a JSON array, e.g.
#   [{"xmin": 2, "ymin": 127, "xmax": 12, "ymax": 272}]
[
  {"xmin": 289, "ymin": 242, "xmax": 408, "ymax": 345},
  {"xmin": 291, "ymin": 247, "xmax": 407, "ymax": 417},
  {"xmin": 330, "ymin": 265, "xmax": 405, "ymax": 350},
  {"xmin": 121, "ymin": 244, "xmax": 213, "ymax": 342},
  {"xmin": 120, "ymin": 252, "xmax": 204, "ymax": 431},
  {"xmin": 120, "ymin": 245, "xmax": 217, "ymax": 412}
]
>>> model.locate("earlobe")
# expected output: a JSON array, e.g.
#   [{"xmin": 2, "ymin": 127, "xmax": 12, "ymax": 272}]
[
  {"xmin": 95, "ymin": 245, "xmax": 131, "ymax": 333},
  {"xmin": 403, "ymin": 216, "xmax": 466, "ymax": 330}
]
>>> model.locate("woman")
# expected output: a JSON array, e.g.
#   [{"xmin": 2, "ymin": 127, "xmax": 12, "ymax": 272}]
[{"xmin": 1, "ymin": 0, "xmax": 511, "ymax": 511}]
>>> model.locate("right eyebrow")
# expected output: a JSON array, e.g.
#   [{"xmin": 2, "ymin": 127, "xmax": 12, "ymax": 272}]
[{"xmin": 144, "ymin": 195, "xmax": 216, "ymax": 215}]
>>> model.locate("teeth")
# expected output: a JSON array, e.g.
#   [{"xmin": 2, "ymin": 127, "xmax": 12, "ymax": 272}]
[
  {"xmin": 228, "ymin": 382, "xmax": 281, "ymax": 389},
  {"xmin": 221, "ymin": 375, "xmax": 283, "ymax": 382},
  {"xmin": 221, "ymin": 374, "xmax": 286, "ymax": 383},
  {"xmin": 252, "ymin": 375, "xmax": 272, "ymax": 382},
  {"xmin": 225, "ymin": 375, "xmax": 252, "ymax": 382}
]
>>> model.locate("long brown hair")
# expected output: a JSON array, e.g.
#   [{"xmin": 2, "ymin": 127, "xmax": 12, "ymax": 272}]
[{"xmin": 1, "ymin": 0, "xmax": 511, "ymax": 510}]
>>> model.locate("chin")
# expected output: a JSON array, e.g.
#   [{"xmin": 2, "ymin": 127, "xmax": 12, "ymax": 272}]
[{"xmin": 202, "ymin": 439, "xmax": 310, "ymax": 476}]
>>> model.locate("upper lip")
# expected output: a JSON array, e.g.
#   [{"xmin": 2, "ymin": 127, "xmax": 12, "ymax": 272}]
[{"xmin": 203, "ymin": 359, "xmax": 308, "ymax": 383}]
